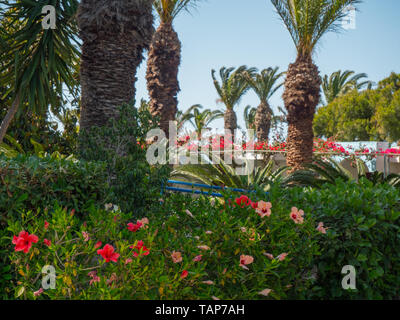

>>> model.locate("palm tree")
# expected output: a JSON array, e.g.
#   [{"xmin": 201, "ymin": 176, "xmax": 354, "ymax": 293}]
[
  {"xmin": 243, "ymin": 67, "xmax": 284, "ymax": 142},
  {"xmin": 244, "ymin": 105, "xmax": 257, "ymax": 131},
  {"xmin": 77, "ymin": 0, "xmax": 154, "ymax": 131},
  {"xmin": 211, "ymin": 66, "xmax": 256, "ymax": 138},
  {"xmin": 147, "ymin": 0, "xmax": 201, "ymax": 137},
  {"xmin": 175, "ymin": 104, "xmax": 199, "ymax": 134},
  {"xmin": 322, "ymin": 70, "xmax": 372, "ymax": 104},
  {"xmin": 0, "ymin": 0, "xmax": 80, "ymax": 143},
  {"xmin": 187, "ymin": 105, "xmax": 223, "ymax": 139},
  {"xmin": 271, "ymin": 0, "xmax": 362, "ymax": 171}
]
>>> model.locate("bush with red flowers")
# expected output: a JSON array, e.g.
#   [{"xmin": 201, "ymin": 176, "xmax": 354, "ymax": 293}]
[
  {"xmin": 4, "ymin": 179, "xmax": 400, "ymax": 300},
  {"xmin": 4, "ymin": 190, "xmax": 322, "ymax": 300}
]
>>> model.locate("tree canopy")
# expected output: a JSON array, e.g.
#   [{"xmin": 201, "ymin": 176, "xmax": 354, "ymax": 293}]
[{"xmin": 313, "ymin": 72, "xmax": 400, "ymax": 142}]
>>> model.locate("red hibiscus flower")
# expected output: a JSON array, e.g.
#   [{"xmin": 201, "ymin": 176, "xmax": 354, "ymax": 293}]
[
  {"xmin": 127, "ymin": 221, "xmax": 143, "ymax": 232},
  {"xmin": 131, "ymin": 240, "xmax": 150, "ymax": 258},
  {"xmin": 44, "ymin": 239, "xmax": 51, "ymax": 247},
  {"xmin": 94, "ymin": 241, "xmax": 102, "ymax": 249},
  {"xmin": 97, "ymin": 244, "xmax": 120, "ymax": 263},
  {"xmin": 235, "ymin": 195, "xmax": 252, "ymax": 208},
  {"xmin": 250, "ymin": 201, "xmax": 258, "ymax": 209},
  {"xmin": 44, "ymin": 221, "xmax": 49, "ymax": 229},
  {"xmin": 181, "ymin": 270, "xmax": 188, "ymax": 279},
  {"xmin": 12, "ymin": 231, "xmax": 38, "ymax": 253}
]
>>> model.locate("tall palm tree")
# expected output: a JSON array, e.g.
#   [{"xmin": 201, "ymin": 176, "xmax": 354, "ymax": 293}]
[
  {"xmin": 0, "ymin": 0, "xmax": 80, "ymax": 143},
  {"xmin": 244, "ymin": 105, "xmax": 257, "ymax": 131},
  {"xmin": 187, "ymin": 105, "xmax": 223, "ymax": 139},
  {"xmin": 322, "ymin": 70, "xmax": 372, "ymax": 104},
  {"xmin": 211, "ymin": 66, "xmax": 256, "ymax": 138},
  {"xmin": 271, "ymin": 0, "xmax": 362, "ymax": 171},
  {"xmin": 77, "ymin": 0, "xmax": 154, "ymax": 131},
  {"xmin": 243, "ymin": 67, "xmax": 284, "ymax": 142},
  {"xmin": 147, "ymin": 0, "xmax": 201, "ymax": 137}
]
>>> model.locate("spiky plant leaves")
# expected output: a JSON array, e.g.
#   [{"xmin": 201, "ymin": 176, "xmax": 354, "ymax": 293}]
[
  {"xmin": 0, "ymin": 0, "xmax": 80, "ymax": 142},
  {"xmin": 172, "ymin": 156, "xmax": 288, "ymax": 191}
]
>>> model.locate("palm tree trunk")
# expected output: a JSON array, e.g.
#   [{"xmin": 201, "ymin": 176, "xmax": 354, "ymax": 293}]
[
  {"xmin": 77, "ymin": 0, "xmax": 154, "ymax": 131},
  {"xmin": 224, "ymin": 108, "xmax": 237, "ymax": 140},
  {"xmin": 0, "ymin": 94, "xmax": 20, "ymax": 144},
  {"xmin": 283, "ymin": 56, "xmax": 321, "ymax": 171},
  {"xmin": 146, "ymin": 22, "xmax": 181, "ymax": 138},
  {"xmin": 255, "ymin": 101, "xmax": 272, "ymax": 142}
]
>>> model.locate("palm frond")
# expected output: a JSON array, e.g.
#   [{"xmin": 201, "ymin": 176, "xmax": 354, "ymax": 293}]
[
  {"xmin": 0, "ymin": 0, "xmax": 80, "ymax": 115},
  {"xmin": 271, "ymin": 0, "xmax": 362, "ymax": 59},
  {"xmin": 244, "ymin": 105, "xmax": 257, "ymax": 130},
  {"xmin": 154, "ymin": 0, "xmax": 202, "ymax": 23},
  {"xmin": 243, "ymin": 67, "xmax": 284, "ymax": 103},
  {"xmin": 322, "ymin": 69, "xmax": 370, "ymax": 104},
  {"xmin": 172, "ymin": 156, "xmax": 287, "ymax": 190},
  {"xmin": 211, "ymin": 66, "xmax": 255, "ymax": 110}
]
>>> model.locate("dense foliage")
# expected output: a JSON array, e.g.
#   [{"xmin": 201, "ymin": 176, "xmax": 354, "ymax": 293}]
[
  {"xmin": 1, "ymin": 0, "xmax": 399, "ymax": 303},
  {"xmin": 3, "ymin": 179, "xmax": 400, "ymax": 300},
  {"xmin": 314, "ymin": 73, "xmax": 400, "ymax": 142},
  {"xmin": 0, "ymin": 153, "xmax": 107, "ymax": 223},
  {"xmin": 286, "ymin": 158, "xmax": 400, "ymax": 189},
  {"xmin": 4, "ymin": 192, "xmax": 322, "ymax": 300},
  {"xmin": 289, "ymin": 179, "xmax": 400, "ymax": 299},
  {"xmin": 78, "ymin": 104, "xmax": 170, "ymax": 215}
]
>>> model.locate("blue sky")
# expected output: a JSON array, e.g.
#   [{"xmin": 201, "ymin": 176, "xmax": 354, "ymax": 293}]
[{"xmin": 135, "ymin": 0, "xmax": 400, "ymax": 131}]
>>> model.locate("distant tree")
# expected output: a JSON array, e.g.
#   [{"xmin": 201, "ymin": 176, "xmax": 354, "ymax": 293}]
[
  {"xmin": 314, "ymin": 73, "xmax": 400, "ymax": 142},
  {"xmin": 322, "ymin": 70, "xmax": 372, "ymax": 105},
  {"xmin": 211, "ymin": 66, "xmax": 256, "ymax": 137},
  {"xmin": 314, "ymin": 90, "xmax": 376, "ymax": 141},
  {"xmin": 377, "ymin": 72, "xmax": 400, "ymax": 92},
  {"xmin": 374, "ymin": 76, "xmax": 400, "ymax": 142},
  {"xmin": 244, "ymin": 105, "xmax": 257, "ymax": 131},
  {"xmin": 187, "ymin": 105, "xmax": 223, "ymax": 139},
  {"xmin": 176, "ymin": 104, "xmax": 199, "ymax": 134},
  {"xmin": 243, "ymin": 67, "xmax": 284, "ymax": 142},
  {"xmin": 138, "ymin": 99, "xmax": 150, "ymax": 113}
]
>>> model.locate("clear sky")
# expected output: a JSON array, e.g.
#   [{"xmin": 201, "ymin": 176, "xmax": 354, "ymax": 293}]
[{"xmin": 135, "ymin": 0, "xmax": 400, "ymax": 132}]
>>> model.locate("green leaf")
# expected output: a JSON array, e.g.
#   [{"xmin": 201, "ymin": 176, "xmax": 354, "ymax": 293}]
[
  {"xmin": 357, "ymin": 254, "xmax": 367, "ymax": 262},
  {"xmin": 16, "ymin": 193, "xmax": 28, "ymax": 202},
  {"xmin": 15, "ymin": 286, "xmax": 25, "ymax": 298}
]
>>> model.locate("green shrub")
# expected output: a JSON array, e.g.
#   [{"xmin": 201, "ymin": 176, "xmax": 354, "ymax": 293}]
[
  {"xmin": 0, "ymin": 153, "xmax": 106, "ymax": 298},
  {"xmin": 78, "ymin": 103, "xmax": 170, "ymax": 215},
  {"xmin": 0, "ymin": 227, "xmax": 12, "ymax": 299},
  {"xmin": 4, "ymin": 191, "xmax": 321, "ymax": 300},
  {"xmin": 0, "ymin": 153, "xmax": 107, "ymax": 223},
  {"xmin": 285, "ymin": 179, "xmax": 400, "ymax": 299}
]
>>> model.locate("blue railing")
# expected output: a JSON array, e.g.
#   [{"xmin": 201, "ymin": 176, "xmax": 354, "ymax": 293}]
[{"xmin": 162, "ymin": 180, "xmax": 255, "ymax": 198}]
